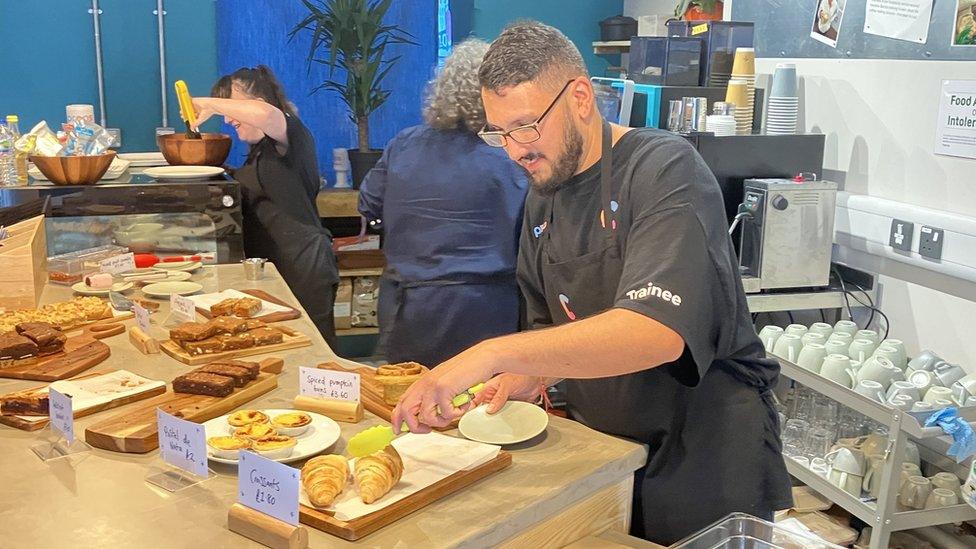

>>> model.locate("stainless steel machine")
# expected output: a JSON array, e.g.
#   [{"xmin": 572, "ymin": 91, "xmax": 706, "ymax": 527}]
[{"xmin": 736, "ymin": 178, "xmax": 838, "ymax": 293}]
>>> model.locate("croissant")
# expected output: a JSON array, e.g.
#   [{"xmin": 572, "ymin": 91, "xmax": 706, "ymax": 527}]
[
  {"xmin": 301, "ymin": 454, "xmax": 349, "ymax": 508},
  {"xmin": 354, "ymin": 445, "xmax": 404, "ymax": 504}
]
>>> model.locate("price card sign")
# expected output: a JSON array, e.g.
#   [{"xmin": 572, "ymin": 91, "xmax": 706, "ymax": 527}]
[
  {"xmin": 170, "ymin": 294, "xmax": 197, "ymax": 323},
  {"xmin": 48, "ymin": 387, "xmax": 74, "ymax": 444},
  {"xmin": 300, "ymin": 366, "xmax": 360, "ymax": 402},
  {"xmin": 156, "ymin": 409, "xmax": 208, "ymax": 478},
  {"xmin": 99, "ymin": 252, "xmax": 136, "ymax": 275},
  {"xmin": 133, "ymin": 303, "xmax": 151, "ymax": 333},
  {"xmin": 238, "ymin": 451, "xmax": 300, "ymax": 525}
]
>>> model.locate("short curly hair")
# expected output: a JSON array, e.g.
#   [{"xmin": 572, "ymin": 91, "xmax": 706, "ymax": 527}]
[{"xmin": 423, "ymin": 39, "xmax": 490, "ymax": 134}]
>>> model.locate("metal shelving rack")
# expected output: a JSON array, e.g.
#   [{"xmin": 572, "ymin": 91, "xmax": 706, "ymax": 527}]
[{"xmin": 777, "ymin": 357, "xmax": 976, "ymax": 548}]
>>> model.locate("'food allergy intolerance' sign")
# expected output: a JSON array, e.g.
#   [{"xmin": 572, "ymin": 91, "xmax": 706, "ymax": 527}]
[{"xmin": 935, "ymin": 80, "xmax": 976, "ymax": 160}]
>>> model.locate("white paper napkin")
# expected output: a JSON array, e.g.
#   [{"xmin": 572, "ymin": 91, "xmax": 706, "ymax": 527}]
[
  {"xmin": 187, "ymin": 289, "xmax": 291, "ymax": 316},
  {"xmin": 15, "ymin": 370, "xmax": 165, "ymax": 424}
]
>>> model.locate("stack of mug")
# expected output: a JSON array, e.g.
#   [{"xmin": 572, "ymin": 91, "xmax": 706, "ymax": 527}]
[
  {"xmin": 758, "ymin": 320, "xmax": 965, "ymax": 411},
  {"xmin": 766, "ymin": 63, "xmax": 799, "ymax": 135},
  {"xmin": 726, "ymin": 47, "xmax": 755, "ymax": 135}
]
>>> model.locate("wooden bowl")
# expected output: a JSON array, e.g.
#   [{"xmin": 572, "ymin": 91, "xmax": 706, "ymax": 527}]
[
  {"xmin": 157, "ymin": 133, "xmax": 231, "ymax": 166},
  {"xmin": 29, "ymin": 152, "xmax": 117, "ymax": 185}
]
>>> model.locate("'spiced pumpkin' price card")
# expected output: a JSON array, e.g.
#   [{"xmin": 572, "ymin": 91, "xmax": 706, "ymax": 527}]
[
  {"xmin": 299, "ymin": 366, "xmax": 360, "ymax": 402},
  {"xmin": 48, "ymin": 387, "xmax": 74, "ymax": 444},
  {"xmin": 156, "ymin": 408, "xmax": 209, "ymax": 478},
  {"xmin": 238, "ymin": 451, "xmax": 300, "ymax": 525}
]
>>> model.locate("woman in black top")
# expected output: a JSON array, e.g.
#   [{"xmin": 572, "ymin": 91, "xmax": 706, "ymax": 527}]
[{"xmin": 192, "ymin": 66, "xmax": 339, "ymax": 348}]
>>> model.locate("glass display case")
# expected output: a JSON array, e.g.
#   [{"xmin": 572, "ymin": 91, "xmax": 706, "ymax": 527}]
[
  {"xmin": 0, "ymin": 173, "xmax": 243, "ymax": 263},
  {"xmin": 667, "ymin": 20, "xmax": 755, "ymax": 87}
]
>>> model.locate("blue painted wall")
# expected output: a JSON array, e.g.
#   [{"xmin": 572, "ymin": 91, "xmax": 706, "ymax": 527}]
[
  {"xmin": 215, "ymin": 0, "xmax": 437, "ymax": 181},
  {"xmin": 0, "ymin": 0, "xmax": 220, "ymax": 152}
]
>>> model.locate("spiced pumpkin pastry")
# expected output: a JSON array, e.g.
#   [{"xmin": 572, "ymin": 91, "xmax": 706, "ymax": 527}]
[
  {"xmin": 234, "ymin": 422, "xmax": 277, "ymax": 440},
  {"xmin": 271, "ymin": 411, "xmax": 312, "ymax": 436},
  {"xmin": 374, "ymin": 362, "xmax": 425, "ymax": 406},
  {"xmin": 252, "ymin": 435, "xmax": 297, "ymax": 459},
  {"xmin": 227, "ymin": 409, "xmax": 269, "ymax": 427},
  {"xmin": 207, "ymin": 436, "xmax": 252, "ymax": 459}
]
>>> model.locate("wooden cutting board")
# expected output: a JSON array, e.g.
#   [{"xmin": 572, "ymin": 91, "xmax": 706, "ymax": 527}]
[
  {"xmin": 315, "ymin": 362, "xmax": 455, "ymax": 430},
  {"xmin": 0, "ymin": 370, "xmax": 167, "ymax": 431},
  {"xmin": 160, "ymin": 325, "xmax": 311, "ymax": 366},
  {"xmin": 195, "ymin": 289, "xmax": 301, "ymax": 323},
  {"xmin": 300, "ymin": 451, "xmax": 512, "ymax": 541},
  {"xmin": 0, "ymin": 334, "xmax": 112, "ymax": 381},
  {"xmin": 85, "ymin": 357, "xmax": 283, "ymax": 453}
]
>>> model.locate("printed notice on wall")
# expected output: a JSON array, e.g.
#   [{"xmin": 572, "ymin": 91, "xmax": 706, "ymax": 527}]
[
  {"xmin": 935, "ymin": 80, "xmax": 976, "ymax": 160},
  {"xmin": 863, "ymin": 0, "xmax": 933, "ymax": 44}
]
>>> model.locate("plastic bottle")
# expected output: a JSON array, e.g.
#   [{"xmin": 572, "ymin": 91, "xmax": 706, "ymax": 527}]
[
  {"xmin": 0, "ymin": 121, "xmax": 14, "ymax": 187},
  {"xmin": 6, "ymin": 115, "xmax": 28, "ymax": 184}
]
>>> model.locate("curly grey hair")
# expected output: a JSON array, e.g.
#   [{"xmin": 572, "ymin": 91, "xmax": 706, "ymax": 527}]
[
  {"xmin": 479, "ymin": 21, "xmax": 587, "ymax": 92},
  {"xmin": 423, "ymin": 39, "xmax": 490, "ymax": 133}
]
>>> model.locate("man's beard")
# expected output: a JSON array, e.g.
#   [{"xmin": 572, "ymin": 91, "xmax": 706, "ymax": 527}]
[{"xmin": 521, "ymin": 122, "xmax": 584, "ymax": 197}]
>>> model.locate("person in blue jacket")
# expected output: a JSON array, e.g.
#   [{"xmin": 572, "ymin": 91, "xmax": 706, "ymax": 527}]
[{"xmin": 358, "ymin": 39, "xmax": 528, "ymax": 367}]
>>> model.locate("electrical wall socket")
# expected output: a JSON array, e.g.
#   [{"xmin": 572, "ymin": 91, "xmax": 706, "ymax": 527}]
[
  {"xmin": 919, "ymin": 225, "xmax": 944, "ymax": 260},
  {"xmin": 889, "ymin": 218, "xmax": 914, "ymax": 252}
]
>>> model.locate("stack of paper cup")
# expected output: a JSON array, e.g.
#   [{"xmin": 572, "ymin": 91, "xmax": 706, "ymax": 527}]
[
  {"xmin": 766, "ymin": 63, "xmax": 799, "ymax": 135},
  {"xmin": 726, "ymin": 79, "xmax": 752, "ymax": 136},
  {"xmin": 729, "ymin": 48, "xmax": 755, "ymax": 135},
  {"xmin": 705, "ymin": 114, "xmax": 736, "ymax": 136}
]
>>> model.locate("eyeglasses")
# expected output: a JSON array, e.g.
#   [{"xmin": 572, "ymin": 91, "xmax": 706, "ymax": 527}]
[{"xmin": 478, "ymin": 79, "xmax": 575, "ymax": 148}]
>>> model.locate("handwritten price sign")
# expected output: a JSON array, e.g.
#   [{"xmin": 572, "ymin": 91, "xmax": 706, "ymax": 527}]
[
  {"xmin": 99, "ymin": 252, "xmax": 136, "ymax": 275},
  {"xmin": 156, "ymin": 409, "xmax": 208, "ymax": 478},
  {"xmin": 48, "ymin": 387, "xmax": 74, "ymax": 444},
  {"xmin": 169, "ymin": 294, "xmax": 197, "ymax": 323},
  {"xmin": 299, "ymin": 367, "xmax": 360, "ymax": 402},
  {"xmin": 238, "ymin": 451, "xmax": 299, "ymax": 525}
]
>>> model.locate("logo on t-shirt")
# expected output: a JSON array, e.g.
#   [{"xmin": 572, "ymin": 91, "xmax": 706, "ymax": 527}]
[
  {"xmin": 533, "ymin": 221, "xmax": 548, "ymax": 238},
  {"xmin": 625, "ymin": 282, "xmax": 682, "ymax": 307}
]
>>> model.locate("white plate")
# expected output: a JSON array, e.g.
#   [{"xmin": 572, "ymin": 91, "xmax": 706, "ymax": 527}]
[
  {"xmin": 204, "ymin": 409, "xmax": 341, "ymax": 464},
  {"xmin": 127, "ymin": 270, "xmax": 193, "ymax": 284},
  {"xmin": 118, "ymin": 152, "xmax": 168, "ymax": 167},
  {"xmin": 459, "ymin": 402, "xmax": 549, "ymax": 445},
  {"xmin": 141, "ymin": 281, "xmax": 203, "ymax": 297},
  {"xmin": 143, "ymin": 166, "xmax": 225, "ymax": 180},
  {"xmin": 71, "ymin": 281, "xmax": 133, "ymax": 296},
  {"xmin": 152, "ymin": 261, "xmax": 202, "ymax": 272}
]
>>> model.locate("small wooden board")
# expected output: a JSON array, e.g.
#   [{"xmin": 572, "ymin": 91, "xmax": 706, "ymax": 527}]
[
  {"xmin": 85, "ymin": 357, "xmax": 282, "ymax": 453},
  {"xmin": 314, "ymin": 362, "xmax": 456, "ymax": 429},
  {"xmin": 300, "ymin": 451, "xmax": 512, "ymax": 541},
  {"xmin": 196, "ymin": 289, "xmax": 301, "ymax": 323},
  {"xmin": 0, "ymin": 370, "xmax": 167, "ymax": 431},
  {"xmin": 160, "ymin": 326, "xmax": 311, "ymax": 366},
  {"xmin": 0, "ymin": 335, "xmax": 111, "ymax": 381}
]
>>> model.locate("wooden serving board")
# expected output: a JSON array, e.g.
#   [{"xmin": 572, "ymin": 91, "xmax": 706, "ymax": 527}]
[
  {"xmin": 196, "ymin": 289, "xmax": 301, "ymax": 323},
  {"xmin": 85, "ymin": 357, "xmax": 283, "ymax": 453},
  {"xmin": 0, "ymin": 335, "xmax": 111, "ymax": 381},
  {"xmin": 160, "ymin": 326, "xmax": 311, "ymax": 366},
  {"xmin": 0, "ymin": 370, "xmax": 167, "ymax": 431},
  {"xmin": 300, "ymin": 451, "xmax": 512, "ymax": 541},
  {"xmin": 315, "ymin": 362, "xmax": 456, "ymax": 430}
]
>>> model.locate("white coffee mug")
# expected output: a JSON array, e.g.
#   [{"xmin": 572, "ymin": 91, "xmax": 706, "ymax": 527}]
[
  {"xmin": 772, "ymin": 334, "xmax": 803, "ymax": 363},
  {"xmin": 886, "ymin": 380, "xmax": 921, "ymax": 402},
  {"xmin": 907, "ymin": 350, "xmax": 940, "ymax": 374},
  {"xmin": 925, "ymin": 488, "xmax": 959, "ymax": 509},
  {"xmin": 924, "ymin": 386, "xmax": 954, "ymax": 404},
  {"xmin": 862, "ymin": 454, "xmax": 886, "ymax": 499},
  {"xmin": 785, "ymin": 324, "xmax": 808, "ymax": 337},
  {"xmin": 827, "ymin": 331, "xmax": 854, "ymax": 345},
  {"xmin": 848, "ymin": 338, "xmax": 879, "ymax": 363},
  {"xmin": 930, "ymin": 472, "xmax": 962, "ymax": 497},
  {"xmin": 855, "ymin": 380, "xmax": 887, "ymax": 403},
  {"xmin": 808, "ymin": 322, "xmax": 834, "ymax": 338},
  {"xmin": 857, "ymin": 356, "xmax": 902, "ymax": 388},
  {"xmin": 825, "ymin": 338, "xmax": 851, "ymax": 357},
  {"xmin": 931, "ymin": 398, "xmax": 955, "ymax": 408},
  {"xmin": 829, "ymin": 468, "xmax": 863, "ymax": 496},
  {"xmin": 879, "ymin": 339, "xmax": 908, "ymax": 365},
  {"xmin": 801, "ymin": 332, "xmax": 826, "ymax": 348},
  {"xmin": 908, "ymin": 369, "xmax": 934, "ymax": 395},
  {"xmin": 898, "ymin": 475, "xmax": 931, "ymax": 510},
  {"xmin": 951, "ymin": 373, "xmax": 976, "ymax": 405},
  {"xmin": 833, "ymin": 320, "xmax": 859, "ymax": 336},
  {"xmin": 888, "ymin": 395, "xmax": 913, "ymax": 411},
  {"xmin": 855, "ymin": 329, "xmax": 879, "ymax": 344},
  {"xmin": 873, "ymin": 344, "xmax": 908, "ymax": 370},
  {"xmin": 796, "ymin": 343, "xmax": 827, "ymax": 373},
  {"xmin": 826, "ymin": 446, "xmax": 865, "ymax": 475},
  {"xmin": 859, "ymin": 431, "xmax": 888, "ymax": 457},
  {"xmin": 933, "ymin": 361, "xmax": 966, "ymax": 388},
  {"xmin": 911, "ymin": 401, "xmax": 935, "ymax": 413},
  {"xmin": 820, "ymin": 354, "xmax": 857, "ymax": 388},
  {"xmin": 901, "ymin": 462, "xmax": 922, "ymax": 487},
  {"xmin": 758, "ymin": 325, "xmax": 784, "ymax": 353}
]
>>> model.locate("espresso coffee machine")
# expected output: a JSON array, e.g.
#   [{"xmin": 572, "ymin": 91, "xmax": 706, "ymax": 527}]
[{"xmin": 736, "ymin": 178, "xmax": 838, "ymax": 293}]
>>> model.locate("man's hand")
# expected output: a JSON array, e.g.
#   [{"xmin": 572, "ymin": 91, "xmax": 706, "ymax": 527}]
[{"xmin": 472, "ymin": 374, "xmax": 545, "ymax": 414}]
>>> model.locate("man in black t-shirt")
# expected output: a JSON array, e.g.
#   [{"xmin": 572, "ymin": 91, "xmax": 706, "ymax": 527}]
[{"xmin": 391, "ymin": 22, "xmax": 792, "ymax": 544}]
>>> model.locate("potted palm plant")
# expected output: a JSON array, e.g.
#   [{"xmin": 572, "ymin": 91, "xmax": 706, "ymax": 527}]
[{"xmin": 291, "ymin": 0, "xmax": 416, "ymax": 187}]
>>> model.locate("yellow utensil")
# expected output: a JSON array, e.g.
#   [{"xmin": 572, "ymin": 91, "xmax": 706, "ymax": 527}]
[
  {"xmin": 346, "ymin": 383, "xmax": 485, "ymax": 458},
  {"xmin": 174, "ymin": 80, "xmax": 201, "ymax": 139}
]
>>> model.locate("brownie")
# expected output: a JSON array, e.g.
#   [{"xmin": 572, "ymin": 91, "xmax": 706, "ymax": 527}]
[
  {"xmin": 17, "ymin": 323, "xmax": 66, "ymax": 353},
  {"xmin": 1, "ymin": 393, "xmax": 49, "ymax": 416},
  {"xmin": 0, "ymin": 332, "xmax": 38, "ymax": 359},
  {"xmin": 250, "ymin": 327, "xmax": 283, "ymax": 346},
  {"xmin": 211, "ymin": 359, "xmax": 260, "ymax": 378},
  {"xmin": 15, "ymin": 322, "xmax": 57, "ymax": 334},
  {"xmin": 243, "ymin": 319, "xmax": 267, "ymax": 331},
  {"xmin": 172, "ymin": 372, "xmax": 234, "ymax": 397},
  {"xmin": 233, "ymin": 298, "xmax": 262, "ymax": 318},
  {"xmin": 218, "ymin": 332, "xmax": 254, "ymax": 350},
  {"xmin": 181, "ymin": 336, "xmax": 225, "ymax": 356},
  {"xmin": 210, "ymin": 316, "xmax": 248, "ymax": 335},
  {"xmin": 170, "ymin": 322, "xmax": 217, "ymax": 342},
  {"xmin": 194, "ymin": 363, "xmax": 255, "ymax": 387},
  {"xmin": 210, "ymin": 298, "xmax": 239, "ymax": 317}
]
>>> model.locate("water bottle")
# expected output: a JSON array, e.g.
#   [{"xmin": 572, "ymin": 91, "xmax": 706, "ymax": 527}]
[
  {"xmin": 5, "ymin": 115, "xmax": 27, "ymax": 184},
  {"xmin": 0, "ymin": 122, "xmax": 15, "ymax": 186}
]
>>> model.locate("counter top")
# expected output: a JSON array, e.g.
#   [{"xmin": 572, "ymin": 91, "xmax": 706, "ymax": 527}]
[{"xmin": 0, "ymin": 263, "xmax": 646, "ymax": 548}]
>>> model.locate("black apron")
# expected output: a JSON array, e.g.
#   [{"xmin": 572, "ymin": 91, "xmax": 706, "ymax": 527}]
[
  {"xmin": 234, "ymin": 153, "xmax": 339, "ymax": 350},
  {"xmin": 540, "ymin": 122, "xmax": 782, "ymax": 544}
]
